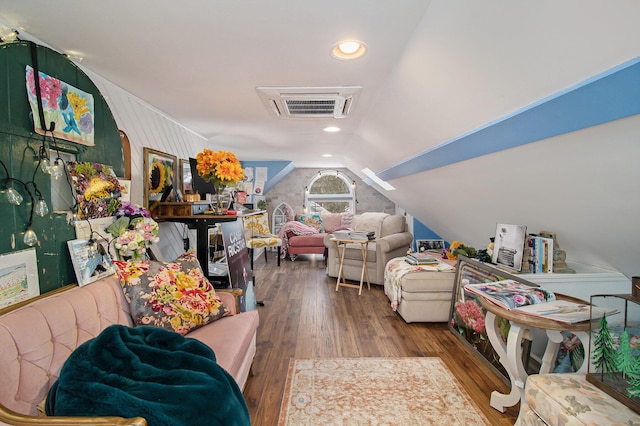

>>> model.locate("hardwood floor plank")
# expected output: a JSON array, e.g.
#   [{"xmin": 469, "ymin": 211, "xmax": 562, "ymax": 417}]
[{"xmin": 243, "ymin": 255, "xmax": 518, "ymax": 425}]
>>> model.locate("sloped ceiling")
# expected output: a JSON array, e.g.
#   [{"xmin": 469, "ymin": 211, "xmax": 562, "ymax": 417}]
[{"xmin": 1, "ymin": 1, "xmax": 639, "ymax": 278}]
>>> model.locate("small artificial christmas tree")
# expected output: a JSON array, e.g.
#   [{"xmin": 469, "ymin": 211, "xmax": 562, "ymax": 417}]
[
  {"xmin": 591, "ymin": 314, "xmax": 618, "ymax": 379},
  {"xmin": 616, "ymin": 330, "xmax": 640, "ymax": 380}
]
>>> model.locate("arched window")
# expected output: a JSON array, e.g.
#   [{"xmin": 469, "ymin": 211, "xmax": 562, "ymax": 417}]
[{"xmin": 304, "ymin": 170, "xmax": 355, "ymax": 213}]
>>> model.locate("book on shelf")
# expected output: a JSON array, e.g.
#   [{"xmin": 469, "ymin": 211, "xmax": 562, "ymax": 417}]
[
  {"xmin": 526, "ymin": 235, "xmax": 554, "ymax": 273},
  {"xmin": 464, "ymin": 279, "xmax": 618, "ymax": 323},
  {"xmin": 404, "ymin": 252, "xmax": 439, "ymax": 265}
]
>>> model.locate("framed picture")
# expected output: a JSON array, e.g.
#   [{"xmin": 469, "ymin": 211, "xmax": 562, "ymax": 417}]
[
  {"xmin": 0, "ymin": 248, "xmax": 40, "ymax": 309},
  {"xmin": 180, "ymin": 158, "xmax": 193, "ymax": 194},
  {"xmin": 416, "ymin": 239, "xmax": 444, "ymax": 253},
  {"xmin": 492, "ymin": 223, "xmax": 527, "ymax": 272},
  {"xmin": 448, "ymin": 255, "xmax": 538, "ymax": 384},
  {"xmin": 118, "ymin": 179, "xmax": 131, "ymax": 202},
  {"xmin": 143, "ymin": 147, "xmax": 177, "ymax": 209},
  {"xmin": 67, "ymin": 238, "xmax": 115, "ymax": 287}
]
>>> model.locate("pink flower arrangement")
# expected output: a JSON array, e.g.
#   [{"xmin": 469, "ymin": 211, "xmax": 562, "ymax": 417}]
[
  {"xmin": 455, "ymin": 300, "xmax": 486, "ymax": 334},
  {"xmin": 106, "ymin": 202, "xmax": 159, "ymax": 259}
]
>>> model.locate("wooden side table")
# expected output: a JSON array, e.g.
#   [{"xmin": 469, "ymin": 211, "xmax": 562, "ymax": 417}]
[
  {"xmin": 331, "ymin": 237, "xmax": 371, "ymax": 295},
  {"xmin": 480, "ymin": 294, "xmax": 592, "ymax": 413}
]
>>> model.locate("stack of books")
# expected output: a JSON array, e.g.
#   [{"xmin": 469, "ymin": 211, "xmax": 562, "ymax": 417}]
[
  {"xmin": 404, "ymin": 252, "xmax": 440, "ymax": 265},
  {"xmin": 333, "ymin": 230, "xmax": 375, "ymax": 240}
]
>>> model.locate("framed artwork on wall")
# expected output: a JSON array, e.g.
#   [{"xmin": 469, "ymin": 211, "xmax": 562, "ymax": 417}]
[
  {"xmin": 0, "ymin": 248, "xmax": 40, "ymax": 309},
  {"xmin": 143, "ymin": 147, "xmax": 177, "ymax": 209},
  {"xmin": 180, "ymin": 158, "xmax": 192, "ymax": 194}
]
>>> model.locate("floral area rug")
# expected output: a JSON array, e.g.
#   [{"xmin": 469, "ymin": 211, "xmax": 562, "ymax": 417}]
[{"xmin": 277, "ymin": 357, "xmax": 490, "ymax": 425}]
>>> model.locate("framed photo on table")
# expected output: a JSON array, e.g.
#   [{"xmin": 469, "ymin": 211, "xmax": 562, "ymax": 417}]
[
  {"xmin": 67, "ymin": 238, "xmax": 115, "ymax": 287},
  {"xmin": 143, "ymin": 148, "xmax": 177, "ymax": 209},
  {"xmin": 416, "ymin": 239, "xmax": 444, "ymax": 253}
]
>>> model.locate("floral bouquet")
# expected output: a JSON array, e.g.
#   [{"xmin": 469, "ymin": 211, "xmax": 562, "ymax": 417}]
[
  {"xmin": 444, "ymin": 240, "xmax": 477, "ymax": 260},
  {"xmin": 67, "ymin": 162, "xmax": 122, "ymax": 219},
  {"xmin": 106, "ymin": 202, "xmax": 159, "ymax": 260},
  {"xmin": 195, "ymin": 149, "xmax": 245, "ymax": 187}
]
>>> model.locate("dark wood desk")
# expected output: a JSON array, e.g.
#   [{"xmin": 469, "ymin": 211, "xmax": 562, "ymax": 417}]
[{"xmin": 154, "ymin": 214, "xmax": 237, "ymax": 279}]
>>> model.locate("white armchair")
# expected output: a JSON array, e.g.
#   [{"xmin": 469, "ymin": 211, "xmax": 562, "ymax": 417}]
[{"xmin": 324, "ymin": 213, "xmax": 413, "ymax": 285}]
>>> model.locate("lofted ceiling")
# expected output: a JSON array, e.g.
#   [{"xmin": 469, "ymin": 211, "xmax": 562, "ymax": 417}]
[
  {"xmin": 2, "ymin": 1, "xmax": 640, "ymax": 279},
  {"xmin": 0, "ymin": 0, "xmax": 431, "ymax": 168}
]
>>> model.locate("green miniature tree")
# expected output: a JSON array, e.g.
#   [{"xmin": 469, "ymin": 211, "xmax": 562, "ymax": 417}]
[
  {"xmin": 616, "ymin": 330, "xmax": 639, "ymax": 380},
  {"xmin": 591, "ymin": 314, "xmax": 618, "ymax": 378},
  {"xmin": 628, "ymin": 372, "xmax": 640, "ymax": 398}
]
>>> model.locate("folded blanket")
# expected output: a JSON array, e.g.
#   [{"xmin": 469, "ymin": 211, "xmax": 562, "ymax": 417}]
[
  {"xmin": 278, "ymin": 221, "xmax": 319, "ymax": 258},
  {"xmin": 46, "ymin": 324, "xmax": 250, "ymax": 426}
]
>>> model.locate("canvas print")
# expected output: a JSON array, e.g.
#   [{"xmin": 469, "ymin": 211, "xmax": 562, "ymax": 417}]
[
  {"xmin": 492, "ymin": 223, "xmax": 527, "ymax": 271},
  {"xmin": 67, "ymin": 238, "xmax": 115, "ymax": 287},
  {"xmin": 26, "ymin": 65, "xmax": 95, "ymax": 146},
  {"xmin": 143, "ymin": 148, "xmax": 177, "ymax": 209},
  {"xmin": 0, "ymin": 248, "xmax": 40, "ymax": 309}
]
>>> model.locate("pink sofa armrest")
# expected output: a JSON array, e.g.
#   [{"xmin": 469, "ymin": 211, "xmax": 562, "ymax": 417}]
[{"xmin": 216, "ymin": 289, "xmax": 242, "ymax": 315}]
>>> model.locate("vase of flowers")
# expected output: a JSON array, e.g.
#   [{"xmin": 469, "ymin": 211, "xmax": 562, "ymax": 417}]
[
  {"xmin": 105, "ymin": 202, "xmax": 160, "ymax": 260},
  {"xmin": 195, "ymin": 149, "xmax": 245, "ymax": 213}
]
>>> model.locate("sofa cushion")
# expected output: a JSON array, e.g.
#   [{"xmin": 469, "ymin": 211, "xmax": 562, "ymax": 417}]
[
  {"xmin": 188, "ymin": 310, "xmax": 259, "ymax": 384},
  {"xmin": 353, "ymin": 212, "xmax": 389, "ymax": 237},
  {"xmin": 321, "ymin": 212, "xmax": 354, "ymax": 233},
  {"xmin": 381, "ymin": 215, "xmax": 405, "ymax": 237},
  {"xmin": 297, "ymin": 214, "xmax": 324, "ymax": 232},
  {"xmin": 113, "ymin": 252, "xmax": 229, "ymax": 336},
  {"xmin": 289, "ymin": 233, "xmax": 326, "ymax": 247}
]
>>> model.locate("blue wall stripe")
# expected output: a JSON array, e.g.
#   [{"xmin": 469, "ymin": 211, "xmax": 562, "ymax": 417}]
[{"xmin": 378, "ymin": 57, "xmax": 640, "ymax": 182}]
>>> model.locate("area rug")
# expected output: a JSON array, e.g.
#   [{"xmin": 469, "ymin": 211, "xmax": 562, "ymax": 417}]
[{"xmin": 277, "ymin": 357, "xmax": 490, "ymax": 425}]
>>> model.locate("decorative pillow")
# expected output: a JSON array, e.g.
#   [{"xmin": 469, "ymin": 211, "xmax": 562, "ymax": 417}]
[
  {"xmin": 320, "ymin": 213, "xmax": 343, "ymax": 233},
  {"xmin": 297, "ymin": 214, "xmax": 325, "ymax": 233},
  {"xmin": 352, "ymin": 212, "xmax": 389, "ymax": 238},
  {"xmin": 112, "ymin": 251, "xmax": 229, "ymax": 335}
]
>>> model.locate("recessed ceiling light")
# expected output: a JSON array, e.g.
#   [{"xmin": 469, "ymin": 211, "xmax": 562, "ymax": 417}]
[
  {"xmin": 322, "ymin": 154, "xmax": 333, "ymax": 158},
  {"xmin": 332, "ymin": 40, "xmax": 367, "ymax": 60},
  {"xmin": 323, "ymin": 126, "xmax": 341, "ymax": 133}
]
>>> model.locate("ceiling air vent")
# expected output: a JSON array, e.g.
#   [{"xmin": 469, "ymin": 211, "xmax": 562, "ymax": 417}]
[{"xmin": 257, "ymin": 86, "xmax": 361, "ymax": 118}]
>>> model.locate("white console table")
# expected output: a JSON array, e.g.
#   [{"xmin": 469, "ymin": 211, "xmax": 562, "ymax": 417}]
[{"xmin": 519, "ymin": 261, "xmax": 630, "ymax": 363}]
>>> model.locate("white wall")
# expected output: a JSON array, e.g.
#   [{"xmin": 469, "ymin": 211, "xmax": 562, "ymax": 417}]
[{"xmin": 83, "ymin": 69, "xmax": 209, "ymax": 261}]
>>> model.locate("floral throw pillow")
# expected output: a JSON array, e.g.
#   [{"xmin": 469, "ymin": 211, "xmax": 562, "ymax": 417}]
[
  {"xmin": 297, "ymin": 214, "xmax": 324, "ymax": 233},
  {"xmin": 112, "ymin": 251, "xmax": 229, "ymax": 335}
]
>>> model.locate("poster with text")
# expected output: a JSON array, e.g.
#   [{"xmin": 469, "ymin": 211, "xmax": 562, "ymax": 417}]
[{"xmin": 221, "ymin": 220, "xmax": 256, "ymax": 312}]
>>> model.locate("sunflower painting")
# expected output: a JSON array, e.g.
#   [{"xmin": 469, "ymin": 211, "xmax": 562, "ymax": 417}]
[{"xmin": 143, "ymin": 148, "xmax": 177, "ymax": 209}]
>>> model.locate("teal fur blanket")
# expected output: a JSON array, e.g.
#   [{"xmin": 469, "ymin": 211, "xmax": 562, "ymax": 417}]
[{"xmin": 46, "ymin": 324, "xmax": 250, "ymax": 426}]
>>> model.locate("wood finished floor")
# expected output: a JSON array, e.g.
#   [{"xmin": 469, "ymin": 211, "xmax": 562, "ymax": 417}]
[{"xmin": 243, "ymin": 254, "xmax": 519, "ymax": 425}]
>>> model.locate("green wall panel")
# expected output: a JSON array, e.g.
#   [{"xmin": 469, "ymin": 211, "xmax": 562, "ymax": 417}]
[{"xmin": 0, "ymin": 41, "xmax": 124, "ymax": 294}]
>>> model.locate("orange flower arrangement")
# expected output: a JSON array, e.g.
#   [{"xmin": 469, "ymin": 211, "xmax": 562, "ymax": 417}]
[
  {"xmin": 445, "ymin": 240, "xmax": 477, "ymax": 260},
  {"xmin": 195, "ymin": 149, "xmax": 245, "ymax": 187}
]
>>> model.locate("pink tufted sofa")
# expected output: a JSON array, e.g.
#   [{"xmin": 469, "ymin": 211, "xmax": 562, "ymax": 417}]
[{"xmin": 0, "ymin": 275, "xmax": 259, "ymax": 425}]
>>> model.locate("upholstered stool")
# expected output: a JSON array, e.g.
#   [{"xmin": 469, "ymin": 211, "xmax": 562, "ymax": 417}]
[
  {"xmin": 515, "ymin": 373, "xmax": 640, "ymax": 425},
  {"xmin": 384, "ymin": 257, "xmax": 456, "ymax": 323}
]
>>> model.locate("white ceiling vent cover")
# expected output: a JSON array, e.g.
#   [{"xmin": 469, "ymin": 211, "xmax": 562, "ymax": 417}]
[{"xmin": 257, "ymin": 86, "xmax": 362, "ymax": 118}]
